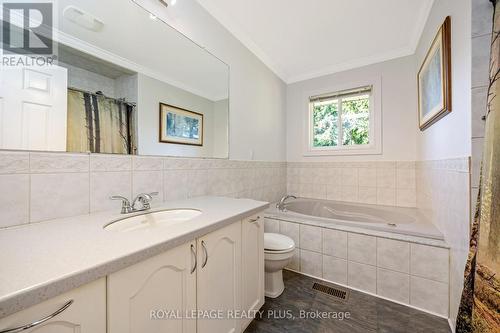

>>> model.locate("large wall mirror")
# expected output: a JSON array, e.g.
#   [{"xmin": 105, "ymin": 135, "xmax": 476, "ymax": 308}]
[{"xmin": 0, "ymin": 0, "xmax": 229, "ymax": 158}]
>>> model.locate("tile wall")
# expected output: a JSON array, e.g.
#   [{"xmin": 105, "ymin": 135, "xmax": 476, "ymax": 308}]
[
  {"xmin": 416, "ymin": 158, "xmax": 471, "ymax": 329},
  {"xmin": 264, "ymin": 218, "xmax": 450, "ymax": 317},
  {"xmin": 0, "ymin": 149, "xmax": 470, "ymax": 323},
  {"xmin": 287, "ymin": 161, "xmax": 416, "ymax": 207},
  {"xmin": 470, "ymin": 14, "xmax": 491, "ymax": 324},
  {"xmin": 471, "ymin": 0, "xmax": 493, "ymax": 216},
  {"xmin": 0, "ymin": 151, "xmax": 287, "ymax": 228}
]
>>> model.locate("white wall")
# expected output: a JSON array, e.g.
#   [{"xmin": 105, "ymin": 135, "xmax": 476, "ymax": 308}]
[
  {"xmin": 286, "ymin": 56, "xmax": 418, "ymax": 162},
  {"xmin": 61, "ymin": 62, "xmax": 117, "ymax": 97},
  {"xmin": 61, "ymin": 62, "xmax": 138, "ymax": 105},
  {"xmin": 414, "ymin": 0, "xmax": 472, "ymax": 329},
  {"xmin": 115, "ymin": 74, "xmax": 138, "ymax": 104},
  {"xmin": 135, "ymin": 0, "xmax": 287, "ymax": 162},
  {"xmin": 137, "ymin": 73, "xmax": 220, "ymax": 158},
  {"xmin": 213, "ymin": 99, "xmax": 229, "ymax": 158},
  {"xmin": 415, "ymin": 0, "xmax": 472, "ymax": 161}
]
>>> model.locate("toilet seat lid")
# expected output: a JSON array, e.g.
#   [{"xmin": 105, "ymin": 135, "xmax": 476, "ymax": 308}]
[{"xmin": 264, "ymin": 233, "xmax": 295, "ymax": 251}]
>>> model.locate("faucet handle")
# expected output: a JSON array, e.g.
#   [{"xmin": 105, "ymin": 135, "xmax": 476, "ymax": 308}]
[
  {"xmin": 132, "ymin": 192, "xmax": 159, "ymax": 211},
  {"xmin": 138, "ymin": 192, "xmax": 158, "ymax": 202},
  {"xmin": 110, "ymin": 195, "xmax": 129, "ymax": 201},
  {"xmin": 110, "ymin": 195, "xmax": 132, "ymax": 214},
  {"xmin": 145, "ymin": 192, "xmax": 159, "ymax": 209}
]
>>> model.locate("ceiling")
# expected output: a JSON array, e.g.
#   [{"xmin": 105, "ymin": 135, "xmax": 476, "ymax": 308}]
[
  {"xmin": 56, "ymin": 0, "xmax": 229, "ymax": 101},
  {"xmin": 196, "ymin": 0, "xmax": 434, "ymax": 83}
]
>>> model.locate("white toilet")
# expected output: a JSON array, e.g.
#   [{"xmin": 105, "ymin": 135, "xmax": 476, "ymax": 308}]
[{"xmin": 264, "ymin": 233, "xmax": 296, "ymax": 298}]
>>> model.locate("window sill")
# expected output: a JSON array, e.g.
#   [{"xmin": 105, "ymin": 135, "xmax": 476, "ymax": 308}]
[{"xmin": 303, "ymin": 145, "xmax": 382, "ymax": 156}]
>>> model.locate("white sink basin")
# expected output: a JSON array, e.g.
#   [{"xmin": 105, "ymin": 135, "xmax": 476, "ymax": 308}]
[{"xmin": 104, "ymin": 209, "xmax": 202, "ymax": 232}]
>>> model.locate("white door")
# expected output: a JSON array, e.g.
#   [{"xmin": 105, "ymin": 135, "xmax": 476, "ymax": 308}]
[
  {"xmin": 107, "ymin": 242, "xmax": 197, "ymax": 333},
  {"xmin": 0, "ymin": 65, "xmax": 67, "ymax": 151},
  {"xmin": 241, "ymin": 214, "xmax": 265, "ymax": 330},
  {"xmin": 0, "ymin": 278, "xmax": 106, "ymax": 333},
  {"xmin": 197, "ymin": 222, "xmax": 242, "ymax": 333}
]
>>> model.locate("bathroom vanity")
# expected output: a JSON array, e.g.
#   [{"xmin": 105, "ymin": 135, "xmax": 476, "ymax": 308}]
[{"xmin": 0, "ymin": 197, "xmax": 267, "ymax": 333}]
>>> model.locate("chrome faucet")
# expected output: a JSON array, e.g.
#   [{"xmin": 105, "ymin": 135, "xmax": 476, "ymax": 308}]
[
  {"xmin": 110, "ymin": 192, "xmax": 158, "ymax": 214},
  {"xmin": 276, "ymin": 195, "xmax": 296, "ymax": 212}
]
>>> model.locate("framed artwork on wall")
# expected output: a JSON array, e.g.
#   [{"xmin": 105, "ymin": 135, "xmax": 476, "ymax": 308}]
[
  {"xmin": 159, "ymin": 103, "xmax": 204, "ymax": 146},
  {"xmin": 417, "ymin": 16, "xmax": 452, "ymax": 131}
]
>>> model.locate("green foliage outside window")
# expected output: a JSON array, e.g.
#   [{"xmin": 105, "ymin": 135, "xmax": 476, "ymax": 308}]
[
  {"xmin": 342, "ymin": 96, "xmax": 370, "ymax": 145},
  {"xmin": 313, "ymin": 101, "xmax": 338, "ymax": 147},
  {"xmin": 312, "ymin": 94, "xmax": 370, "ymax": 148}
]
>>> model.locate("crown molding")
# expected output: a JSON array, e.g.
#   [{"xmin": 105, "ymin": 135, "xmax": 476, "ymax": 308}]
[{"xmin": 286, "ymin": 46, "xmax": 414, "ymax": 84}]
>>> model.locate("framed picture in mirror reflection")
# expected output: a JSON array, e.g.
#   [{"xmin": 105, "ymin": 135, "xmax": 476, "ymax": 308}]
[{"xmin": 159, "ymin": 103, "xmax": 204, "ymax": 146}]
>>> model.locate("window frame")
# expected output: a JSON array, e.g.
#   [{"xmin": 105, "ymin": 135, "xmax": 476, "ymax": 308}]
[{"xmin": 303, "ymin": 78, "xmax": 382, "ymax": 156}]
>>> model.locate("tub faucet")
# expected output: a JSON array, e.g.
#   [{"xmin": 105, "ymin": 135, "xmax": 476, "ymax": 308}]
[{"xmin": 276, "ymin": 195, "xmax": 296, "ymax": 212}]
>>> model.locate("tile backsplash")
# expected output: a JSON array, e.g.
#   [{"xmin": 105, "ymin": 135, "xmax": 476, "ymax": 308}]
[
  {"xmin": 416, "ymin": 158, "xmax": 470, "ymax": 260},
  {"xmin": 416, "ymin": 157, "xmax": 470, "ymax": 328},
  {"xmin": 0, "ymin": 151, "xmax": 287, "ymax": 228},
  {"xmin": 0, "ymin": 155, "xmax": 423, "ymax": 228},
  {"xmin": 287, "ymin": 161, "xmax": 417, "ymax": 207}
]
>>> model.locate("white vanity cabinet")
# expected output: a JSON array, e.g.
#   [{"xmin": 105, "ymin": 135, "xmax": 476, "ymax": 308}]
[
  {"xmin": 0, "ymin": 278, "xmax": 106, "ymax": 333},
  {"xmin": 1, "ymin": 211, "xmax": 266, "ymax": 333},
  {"xmin": 107, "ymin": 218, "xmax": 263, "ymax": 333},
  {"xmin": 197, "ymin": 221, "xmax": 242, "ymax": 333},
  {"xmin": 107, "ymin": 242, "xmax": 197, "ymax": 333},
  {"xmin": 241, "ymin": 214, "xmax": 265, "ymax": 330}
]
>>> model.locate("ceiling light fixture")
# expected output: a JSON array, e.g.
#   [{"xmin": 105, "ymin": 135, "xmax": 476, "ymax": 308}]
[{"xmin": 63, "ymin": 6, "xmax": 104, "ymax": 32}]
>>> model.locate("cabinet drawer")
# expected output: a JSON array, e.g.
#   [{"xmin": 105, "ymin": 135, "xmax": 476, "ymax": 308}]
[{"xmin": 0, "ymin": 278, "xmax": 106, "ymax": 333}]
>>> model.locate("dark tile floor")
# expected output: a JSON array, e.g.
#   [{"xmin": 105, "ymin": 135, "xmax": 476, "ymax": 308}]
[{"xmin": 245, "ymin": 270, "xmax": 451, "ymax": 333}]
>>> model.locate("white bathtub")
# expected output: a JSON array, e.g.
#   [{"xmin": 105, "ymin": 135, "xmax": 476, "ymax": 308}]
[{"xmin": 267, "ymin": 198, "xmax": 444, "ymax": 240}]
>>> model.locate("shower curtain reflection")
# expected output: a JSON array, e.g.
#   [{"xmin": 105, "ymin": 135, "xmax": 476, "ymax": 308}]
[{"xmin": 67, "ymin": 88, "xmax": 137, "ymax": 154}]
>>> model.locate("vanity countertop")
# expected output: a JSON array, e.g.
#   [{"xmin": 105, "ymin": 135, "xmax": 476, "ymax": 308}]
[{"xmin": 0, "ymin": 196, "xmax": 268, "ymax": 318}]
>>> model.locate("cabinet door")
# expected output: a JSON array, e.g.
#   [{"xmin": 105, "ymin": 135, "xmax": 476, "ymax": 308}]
[
  {"xmin": 197, "ymin": 222, "xmax": 242, "ymax": 333},
  {"xmin": 107, "ymin": 242, "xmax": 197, "ymax": 333},
  {"xmin": 241, "ymin": 214, "xmax": 265, "ymax": 330},
  {"xmin": 0, "ymin": 278, "xmax": 106, "ymax": 333}
]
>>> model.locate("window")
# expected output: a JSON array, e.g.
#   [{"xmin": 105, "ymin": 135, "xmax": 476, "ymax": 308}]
[{"xmin": 308, "ymin": 85, "xmax": 379, "ymax": 154}]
